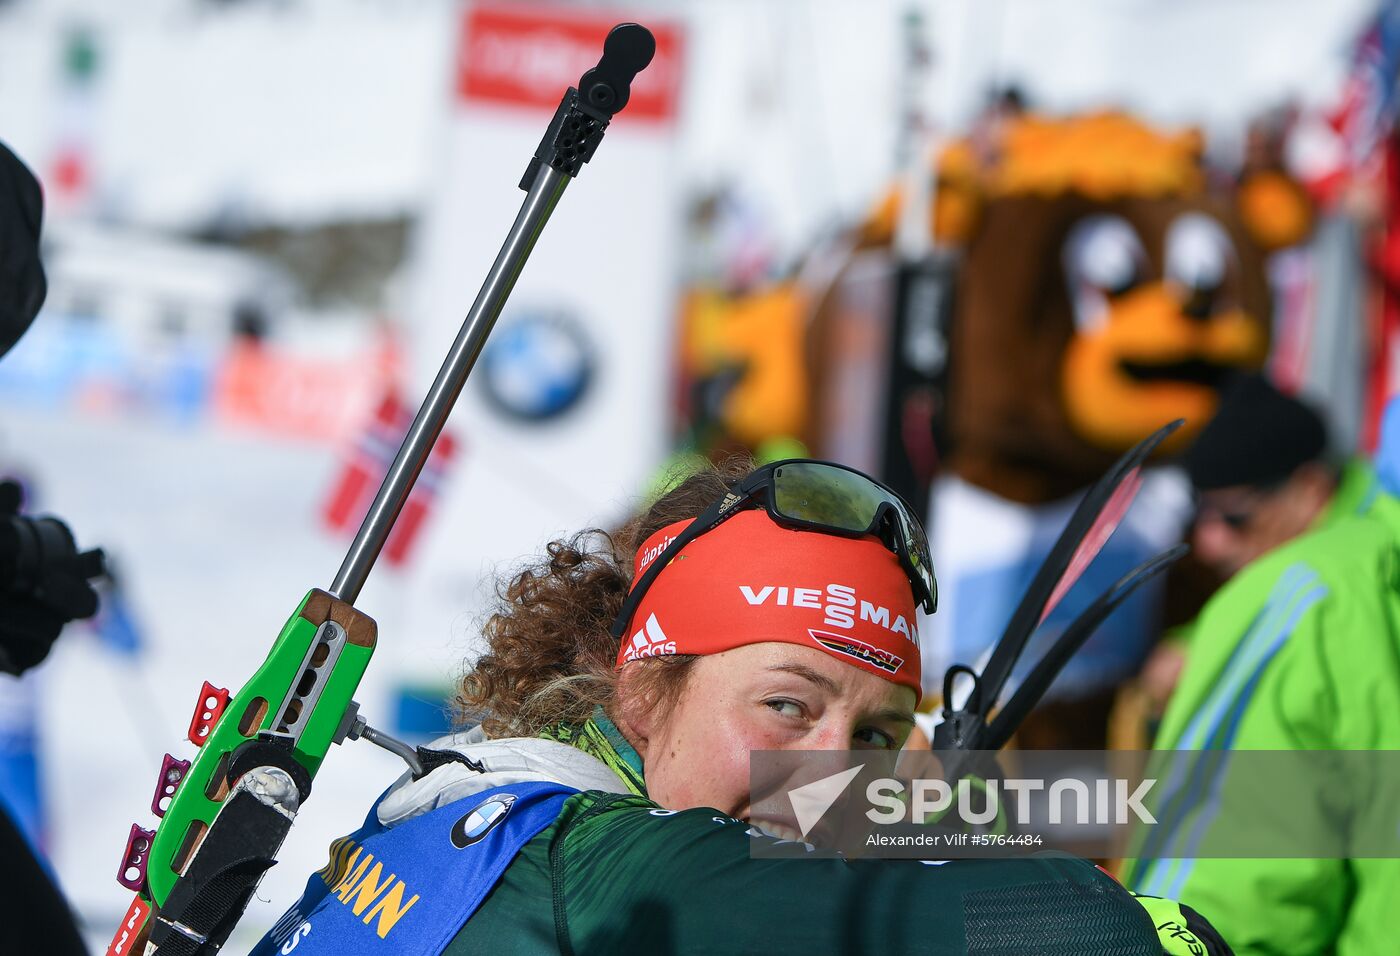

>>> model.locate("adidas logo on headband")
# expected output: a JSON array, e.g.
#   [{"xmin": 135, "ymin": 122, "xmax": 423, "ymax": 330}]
[{"xmin": 622, "ymin": 613, "xmax": 677, "ymax": 662}]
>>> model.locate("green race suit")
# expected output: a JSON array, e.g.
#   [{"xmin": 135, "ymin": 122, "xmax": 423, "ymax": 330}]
[
  {"xmin": 1125, "ymin": 469, "xmax": 1400, "ymax": 955},
  {"xmin": 272, "ymin": 715, "xmax": 1178, "ymax": 954},
  {"xmin": 269, "ymin": 709, "xmax": 1217, "ymax": 953},
  {"xmin": 446, "ymin": 786, "xmax": 1158, "ymax": 954}
]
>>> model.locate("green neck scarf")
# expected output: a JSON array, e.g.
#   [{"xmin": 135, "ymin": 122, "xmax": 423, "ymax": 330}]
[{"xmin": 538, "ymin": 709, "xmax": 647, "ymax": 797}]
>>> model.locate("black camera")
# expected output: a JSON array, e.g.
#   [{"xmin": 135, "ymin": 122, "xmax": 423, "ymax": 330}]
[{"xmin": 0, "ymin": 479, "xmax": 105, "ymax": 674}]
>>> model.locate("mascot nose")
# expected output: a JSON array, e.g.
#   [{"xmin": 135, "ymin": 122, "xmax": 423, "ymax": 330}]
[{"xmin": 1180, "ymin": 284, "xmax": 1217, "ymax": 321}]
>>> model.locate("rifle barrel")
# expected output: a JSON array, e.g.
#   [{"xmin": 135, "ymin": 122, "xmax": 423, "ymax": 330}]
[{"xmin": 330, "ymin": 165, "xmax": 572, "ymax": 603}]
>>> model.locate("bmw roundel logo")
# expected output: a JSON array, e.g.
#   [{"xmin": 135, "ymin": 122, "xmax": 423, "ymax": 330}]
[
  {"xmin": 480, "ymin": 311, "xmax": 595, "ymax": 421},
  {"xmin": 451, "ymin": 793, "xmax": 518, "ymax": 849}
]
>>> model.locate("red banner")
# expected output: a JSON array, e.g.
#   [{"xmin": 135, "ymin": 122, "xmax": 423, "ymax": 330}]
[
  {"xmin": 457, "ymin": 3, "xmax": 682, "ymax": 124},
  {"xmin": 211, "ymin": 336, "xmax": 401, "ymax": 444}
]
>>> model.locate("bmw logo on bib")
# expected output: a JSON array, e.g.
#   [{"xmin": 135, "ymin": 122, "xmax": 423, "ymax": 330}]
[
  {"xmin": 480, "ymin": 311, "xmax": 594, "ymax": 421},
  {"xmin": 451, "ymin": 793, "xmax": 518, "ymax": 849}
]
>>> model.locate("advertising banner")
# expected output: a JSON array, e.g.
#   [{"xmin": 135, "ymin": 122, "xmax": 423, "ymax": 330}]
[{"xmin": 393, "ymin": 2, "xmax": 685, "ymax": 682}]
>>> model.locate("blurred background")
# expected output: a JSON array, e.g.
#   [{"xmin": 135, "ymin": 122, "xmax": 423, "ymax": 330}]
[{"xmin": 1, "ymin": 0, "xmax": 1394, "ymax": 948}]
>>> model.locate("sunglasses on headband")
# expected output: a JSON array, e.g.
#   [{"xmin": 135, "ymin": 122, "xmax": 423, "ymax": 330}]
[{"xmin": 610, "ymin": 459, "xmax": 938, "ymax": 641}]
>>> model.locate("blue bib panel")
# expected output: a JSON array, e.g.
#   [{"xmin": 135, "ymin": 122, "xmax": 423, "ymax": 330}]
[{"xmin": 251, "ymin": 780, "xmax": 577, "ymax": 956}]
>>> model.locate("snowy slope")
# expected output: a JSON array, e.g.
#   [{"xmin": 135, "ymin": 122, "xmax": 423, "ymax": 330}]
[{"xmin": 1, "ymin": 408, "xmax": 425, "ymax": 948}]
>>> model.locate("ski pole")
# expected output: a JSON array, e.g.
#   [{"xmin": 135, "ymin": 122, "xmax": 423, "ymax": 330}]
[
  {"xmin": 980, "ymin": 543, "xmax": 1188, "ymax": 751},
  {"xmin": 932, "ymin": 419, "xmax": 1183, "ymax": 759}
]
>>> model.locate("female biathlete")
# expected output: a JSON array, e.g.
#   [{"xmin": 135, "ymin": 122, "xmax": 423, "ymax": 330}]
[{"xmin": 253, "ymin": 459, "xmax": 1226, "ymax": 955}]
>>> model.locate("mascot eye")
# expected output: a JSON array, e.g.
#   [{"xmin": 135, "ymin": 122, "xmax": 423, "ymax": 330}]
[
  {"xmin": 1063, "ymin": 215, "xmax": 1147, "ymax": 332},
  {"xmin": 1164, "ymin": 213, "xmax": 1236, "ymax": 295}
]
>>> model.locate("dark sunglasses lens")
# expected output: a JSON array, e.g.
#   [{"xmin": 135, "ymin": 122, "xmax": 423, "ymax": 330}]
[
  {"xmin": 773, "ymin": 463, "xmax": 937, "ymax": 611},
  {"xmin": 891, "ymin": 498, "xmax": 936, "ymax": 610},
  {"xmin": 1220, "ymin": 511, "xmax": 1252, "ymax": 530},
  {"xmin": 1197, "ymin": 497, "xmax": 1254, "ymax": 531},
  {"xmin": 772, "ymin": 462, "xmax": 884, "ymax": 532}
]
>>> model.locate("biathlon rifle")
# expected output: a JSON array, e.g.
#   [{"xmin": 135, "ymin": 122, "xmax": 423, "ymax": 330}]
[
  {"xmin": 933, "ymin": 419, "xmax": 1190, "ymax": 769},
  {"xmin": 107, "ymin": 24, "xmax": 657, "ymax": 956}
]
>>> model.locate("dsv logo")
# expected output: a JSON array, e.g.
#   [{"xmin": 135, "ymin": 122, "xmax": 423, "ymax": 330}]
[{"xmin": 451, "ymin": 793, "xmax": 518, "ymax": 848}]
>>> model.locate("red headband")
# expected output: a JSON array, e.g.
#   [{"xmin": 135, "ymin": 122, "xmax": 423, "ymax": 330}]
[{"xmin": 616, "ymin": 510, "xmax": 923, "ymax": 703}]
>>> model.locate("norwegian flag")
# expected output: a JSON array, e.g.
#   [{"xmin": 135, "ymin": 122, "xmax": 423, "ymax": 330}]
[
  {"xmin": 1328, "ymin": 4, "xmax": 1400, "ymax": 173},
  {"xmin": 322, "ymin": 392, "xmax": 461, "ymax": 566},
  {"xmin": 1300, "ymin": 2, "xmax": 1400, "ymax": 450}
]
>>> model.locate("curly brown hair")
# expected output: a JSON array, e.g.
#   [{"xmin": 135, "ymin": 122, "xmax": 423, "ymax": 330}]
[{"xmin": 458, "ymin": 457, "xmax": 754, "ymax": 739}]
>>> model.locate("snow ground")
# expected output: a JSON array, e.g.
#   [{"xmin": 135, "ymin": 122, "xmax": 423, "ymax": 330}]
[{"xmin": 1, "ymin": 407, "xmax": 440, "ymax": 949}]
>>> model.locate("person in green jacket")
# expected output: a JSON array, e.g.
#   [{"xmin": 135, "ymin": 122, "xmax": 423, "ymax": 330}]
[
  {"xmin": 1138, "ymin": 374, "xmax": 1377, "ymax": 717},
  {"xmin": 1125, "ymin": 381, "xmax": 1397, "ymax": 954},
  {"xmin": 254, "ymin": 458, "xmax": 1222, "ymax": 955},
  {"xmin": 1185, "ymin": 377, "xmax": 1376, "ymax": 582}
]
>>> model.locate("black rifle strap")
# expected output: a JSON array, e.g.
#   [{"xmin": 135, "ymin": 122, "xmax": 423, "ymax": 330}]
[
  {"xmin": 415, "ymin": 745, "xmax": 486, "ymax": 779},
  {"xmin": 147, "ymin": 788, "xmax": 289, "ymax": 954}
]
